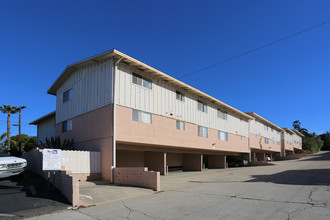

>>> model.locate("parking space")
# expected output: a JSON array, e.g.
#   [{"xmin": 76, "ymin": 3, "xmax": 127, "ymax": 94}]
[{"xmin": 0, "ymin": 171, "xmax": 69, "ymax": 219}]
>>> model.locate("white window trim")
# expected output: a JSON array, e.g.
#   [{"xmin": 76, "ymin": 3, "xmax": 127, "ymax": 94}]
[
  {"xmin": 132, "ymin": 109, "xmax": 152, "ymax": 124},
  {"xmin": 176, "ymin": 91, "xmax": 185, "ymax": 102},
  {"xmin": 176, "ymin": 120, "xmax": 185, "ymax": 130},
  {"xmin": 219, "ymin": 131, "xmax": 228, "ymax": 141},
  {"xmin": 132, "ymin": 72, "xmax": 152, "ymax": 89},
  {"xmin": 198, "ymin": 126, "xmax": 208, "ymax": 138},
  {"xmin": 197, "ymin": 101, "xmax": 207, "ymax": 113},
  {"xmin": 63, "ymin": 88, "xmax": 73, "ymax": 103},
  {"xmin": 62, "ymin": 119, "xmax": 72, "ymax": 132}
]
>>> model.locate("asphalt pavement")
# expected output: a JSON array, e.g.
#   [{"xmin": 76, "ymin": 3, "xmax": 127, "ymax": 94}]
[{"xmin": 0, "ymin": 171, "xmax": 69, "ymax": 219}]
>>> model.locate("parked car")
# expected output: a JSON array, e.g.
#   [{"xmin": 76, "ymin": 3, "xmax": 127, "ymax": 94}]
[
  {"xmin": 0, "ymin": 148, "xmax": 27, "ymax": 178},
  {"xmin": 227, "ymin": 157, "xmax": 248, "ymax": 167}
]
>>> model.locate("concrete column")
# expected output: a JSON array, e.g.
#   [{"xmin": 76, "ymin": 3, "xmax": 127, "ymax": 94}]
[
  {"xmin": 251, "ymin": 152, "xmax": 256, "ymax": 162},
  {"xmin": 183, "ymin": 154, "xmax": 202, "ymax": 171},
  {"xmin": 208, "ymin": 155, "xmax": 226, "ymax": 169},
  {"xmin": 144, "ymin": 152, "xmax": 166, "ymax": 175}
]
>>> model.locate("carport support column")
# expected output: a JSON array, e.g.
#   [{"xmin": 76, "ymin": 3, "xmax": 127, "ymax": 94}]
[
  {"xmin": 144, "ymin": 152, "xmax": 167, "ymax": 175},
  {"xmin": 183, "ymin": 154, "xmax": 202, "ymax": 171},
  {"xmin": 208, "ymin": 155, "xmax": 226, "ymax": 169}
]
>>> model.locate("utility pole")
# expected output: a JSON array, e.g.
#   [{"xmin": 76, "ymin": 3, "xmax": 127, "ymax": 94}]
[{"xmin": 17, "ymin": 106, "xmax": 27, "ymax": 156}]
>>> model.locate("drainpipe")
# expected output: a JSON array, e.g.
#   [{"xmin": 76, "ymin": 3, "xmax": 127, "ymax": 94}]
[{"xmin": 111, "ymin": 57, "xmax": 123, "ymax": 183}]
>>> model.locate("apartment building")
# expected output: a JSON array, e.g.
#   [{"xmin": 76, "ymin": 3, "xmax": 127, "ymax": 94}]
[
  {"xmin": 246, "ymin": 112, "xmax": 282, "ymax": 161},
  {"xmin": 280, "ymin": 128, "xmax": 303, "ymax": 156},
  {"xmin": 29, "ymin": 49, "xmax": 257, "ymax": 181},
  {"xmin": 31, "ymin": 49, "xmax": 303, "ymax": 181}
]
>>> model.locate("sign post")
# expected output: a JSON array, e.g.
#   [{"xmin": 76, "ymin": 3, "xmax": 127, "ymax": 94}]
[{"xmin": 42, "ymin": 149, "xmax": 62, "ymax": 192}]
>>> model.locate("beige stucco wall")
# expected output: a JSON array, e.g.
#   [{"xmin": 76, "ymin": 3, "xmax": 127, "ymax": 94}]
[
  {"xmin": 116, "ymin": 105, "xmax": 249, "ymax": 154},
  {"xmin": 56, "ymin": 104, "xmax": 113, "ymax": 181},
  {"xmin": 250, "ymin": 133, "xmax": 281, "ymax": 153}
]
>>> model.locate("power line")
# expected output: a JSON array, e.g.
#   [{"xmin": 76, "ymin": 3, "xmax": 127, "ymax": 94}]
[{"xmin": 176, "ymin": 19, "xmax": 330, "ymax": 79}]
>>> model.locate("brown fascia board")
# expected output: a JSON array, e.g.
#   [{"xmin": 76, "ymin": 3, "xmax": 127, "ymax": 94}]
[
  {"xmin": 245, "ymin": 112, "xmax": 282, "ymax": 131},
  {"xmin": 47, "ymin": 49, "xmax": 254, "ymax": 121},
  {"xmin": 29, "ymin": 111, "xmax": 56, "ymax": 125},
  {"xmin": 292, "ymin": 129, "xmax": 305, "ymax": 137},
  {"xmin": 283, "ymin": 128, "xmax": 295, "ymax": 134}
]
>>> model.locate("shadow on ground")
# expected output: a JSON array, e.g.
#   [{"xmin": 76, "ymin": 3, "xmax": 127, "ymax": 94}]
[
  {"xmin": 246, "ymin": 169, "xmax": 330, "ymax": 185},
  {"xmin": 0, "ymin": 171, "xmax": 69, "ymax": 219}
]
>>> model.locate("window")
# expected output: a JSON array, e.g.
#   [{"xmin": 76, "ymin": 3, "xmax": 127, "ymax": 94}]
[
  {"xmin": 264, "ymin": 125, "xmax": 268, "ymax": 131},
  {"xmin": 218, "ymin": 109, "xmax": 227, "ymax": 120},
  {"xmin": 198, "ymin": 126, "xmax": 208, "ymax": 138},
  {"xmin": 62, "ymin": 119, "xmax": 72, "ymax": 132},
  {"xmin": 277, "ymin": 141, "xmax": 280, "ymax": 145},
  {"xmin": 132, "ymin": 109, "xmax": 152, "ymax": 124},
  {"xmin": 132, "ymin": 72, "xmax": 152, "ymax": 89},
  {"xmin": 219, "ymin": 131, "xmax": 228, "ymax": 141},
  {"xmin": 241, "ymin": 136, "xmax": 244, "ymax": 140},
  {"xmin": 176, "ymin": 91, "xmax": 185, "ymax": 102},
  {"xmin": 271, "ymin": 140, "xmax": 274, "ymax": 144},
  {"xmin": 63, "ymin": 88, "xmax": 73, "ymax": 103},
  {"xmin": 176, "ymin": 120, "xmax": 185, "ymax": 130},
  {"xmin": 197, "ymin": 101, "xmax": 207, "ymax": 113},
  {"xmin": 276, "ymin": 131, "xmax": 279, "ymax": 134},
  {"xmin": 271, "ymin": 128, "xmax": 274, "ymax": 132},
  {"xmin": 265, "ymin": 138, "xmax": 269, "ymax": 144}
]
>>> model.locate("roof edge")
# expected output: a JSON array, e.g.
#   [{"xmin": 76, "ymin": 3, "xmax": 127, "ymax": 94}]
[{"xmin": 29, "ymin": 111, "xmax": 56, "ymax": 125}]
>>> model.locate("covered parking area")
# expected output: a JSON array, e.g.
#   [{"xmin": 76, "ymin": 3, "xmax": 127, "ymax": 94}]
[
  {"xmin": 116, "ymin": 142, "xmax": 244, "ymax": 175},
  {"xmin": 251, "ymin": 149, "xmax": 280, "ymax": 162}
]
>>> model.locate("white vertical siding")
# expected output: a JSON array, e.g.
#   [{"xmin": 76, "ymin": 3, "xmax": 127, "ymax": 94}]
[
  {"xmin": 56, "ymin": 59, "xmax": 113, "ymax": 123},
  {"xmin": 115, "ymin": 64, "xmax": 249, "ymax": 137},
  {"xmin": 249, "ymin": 120, "xmax": 281, "ymax": 142}
]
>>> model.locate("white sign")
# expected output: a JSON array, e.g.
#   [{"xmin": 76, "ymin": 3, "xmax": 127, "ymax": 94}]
[{"xmin": 42, "ymin": 149, "xmax": 62, "ymax": 171}]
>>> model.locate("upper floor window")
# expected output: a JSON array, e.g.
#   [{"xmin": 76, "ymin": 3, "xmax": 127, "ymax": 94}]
[
  {"xmin": 62, "ymin": 119, "xmax": 72, "ymax": 132},
  {"xmin": 176, "ymin": 91, "xmax": 185, "ymax": 102},
  {"xmin": 271, "ymin": 128, "xmax": 274, "ymax": 132},
  {"xmin": 63, "ymin": 88, "xmax": 73, "ymax": 103},
  {"xmin": 197, "ymin": 101, "xmax": 207, "ymax": 113},
  {"xmin": 276, "ymin": 131, "xmax": 279, "ymax": 134},
  {"xmin": 265, "ymin": 138, "xmax": 269, "ymax": 144},
  {"xmin": 132, "ymin": 109, "xmax": 152, "ymax": 124},
  {"xmin": 219, "ymin": 131, "xmax": 228, "ymax": 141},
  {"xmin": 264, "ymin": 125, "xmax": 268, "ymax": 131},
  {"xmin": 218, "ymin": 109, "xmax": 227, "ymax": 120},
  {"xmin": 176, "ymin": 120, "xmax": 185, "ymax": 130},
  {"xmin": 198, "ymin": 126, "xmax": 208, "ymax": 138},
  {"xmin": 132, "ymin": 72, "xmax": 152, "ymax": 89}
]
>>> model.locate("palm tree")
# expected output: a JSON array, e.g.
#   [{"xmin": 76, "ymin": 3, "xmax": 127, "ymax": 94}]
[{"xmin": 0, "ymin": 105, "xmax": 19, "ymax": 152}]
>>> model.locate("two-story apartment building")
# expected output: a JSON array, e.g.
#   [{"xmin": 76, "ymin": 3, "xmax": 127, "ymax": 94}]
[
  {"xmin": 31, "ymin": 49, "xmax": 305, "ymax": 181},
  {"xmin": 39, "ymin": 49, "xmax": 255, "ymax": 181},
  {"xmin": 281, "ymin": 128, "xmax": 303, "ymax": 156},
  {"xmin": 246, "ymin": 112, "xmax": 282, "ymax": 161}
]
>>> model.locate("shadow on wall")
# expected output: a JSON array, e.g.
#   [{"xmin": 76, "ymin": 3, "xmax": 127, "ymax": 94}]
[{"xmin": 246, "ymin": 169, "xmax": 330, "ymax": 186}]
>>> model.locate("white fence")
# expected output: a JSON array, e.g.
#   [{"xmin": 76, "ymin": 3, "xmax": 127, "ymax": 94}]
[{"xmin": 62, "ymin": 150, "xmax": 101, "ymax": 174}]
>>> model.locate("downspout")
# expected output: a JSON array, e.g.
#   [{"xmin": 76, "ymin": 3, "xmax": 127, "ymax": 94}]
[{"xmin": 111, "ymin": 57, "xmax": 123, "ymax": 183}]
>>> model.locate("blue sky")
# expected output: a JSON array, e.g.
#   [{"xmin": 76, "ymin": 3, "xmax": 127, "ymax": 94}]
[{"xmin": 0, "ymin": 0, "xmax": 329, "ymax": 136}]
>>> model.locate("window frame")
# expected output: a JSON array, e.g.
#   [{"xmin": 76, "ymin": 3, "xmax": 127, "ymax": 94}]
[
  {"xmin": 265, "ymin": 138, "xmax": 269, "ymax": 144},
  {"xmin": 217, "ymin": 109, "xmax": 227, "ymax": 120},
  {"xmin": 219, "ymin": 131, "xmax": 228, "ymax": 141},
  {"xmin": 198, "ymin": 126, "xmax": 208, "ymax": 138},
  {"xmin": 197, "ymin": 100, "xmax": 207, "ymax": 113},
  {"xmin": 132, "ymin": 109, "xmax": 152, "ymax": 124},
  {"xmin": 132, "ymin": 72, "xmax": 152, "ymax": 89},
  {"xmin": 176, "ymin": 91, "xmax": 185, "ymax": 102},
  {"xmin": 176, "ymin": 120, "xmax": 185, "ymax": 130},
  {"xmin": 63, "ymin": 88, "xmax": 73, "ymax": 103},
  {"xmin": 62, "ymin": 119, "xmax": 72, "ymax": 132}
]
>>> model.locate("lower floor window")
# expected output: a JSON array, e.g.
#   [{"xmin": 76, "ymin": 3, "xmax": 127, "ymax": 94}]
[
  {"xmin": 219, "ymin": 131, "xmax": 228, "ymax": 141},
  {"xmin": 265, "ymin": 138, "xmax": 269, "ymax": 144},
  {"xmin": 62, "ymin": 119, "xmax": 72, "ymax": 132},
  {"xmin": 176, "ymin": 120, "xmax": 185, "ymax": 130},
  {"xmin": 132, "ymin": 109, "xmax": 152, "ymax": 124},
  {"xmin": 198, "ymin": 126, "xmax": 208, "ymax": 138}
]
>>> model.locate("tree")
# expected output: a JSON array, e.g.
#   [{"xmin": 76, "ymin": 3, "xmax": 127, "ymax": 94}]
[
  {"xmin": 292, "ymin": 120, "xmax": 308, "ymax": 135},
  {"xmin": 320, "ymin": 131, "xmax": 330, "ymax": 151},
  {"xmin": 0, "ymin": 105, "xmax": 19, "ymax": 152},
  {"xmin": 0, "ymin": 134, "xmax": 37, "ymax": 156},
  {"xmin": 303, "ymin": 133, "xmax": 323, "ymax": 153}
]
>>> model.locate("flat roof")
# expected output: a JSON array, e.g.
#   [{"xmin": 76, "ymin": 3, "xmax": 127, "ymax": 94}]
[
  {"xmin": 282, "ymin": 128, "xmax": 296, "ymax": 135},
  {"xmin": 292, "ymin": 129, "xmax": 305, "ymax": 137},
  {"xmin": 48, "ymin": 49, "xmax": 254, "ymax": 121},
  {"xmin": 245, "ymin": 112, "xmax": 283, "ymax": 131},
  {"xmin": 29, "ymin": 111, "xmax": 55, "ymax": 125}
]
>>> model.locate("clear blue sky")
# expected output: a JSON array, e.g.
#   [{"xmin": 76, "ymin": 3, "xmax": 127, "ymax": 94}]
[{"xmin": 1, "ymin": 0, "xmax": 329, "ymax": 137}]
